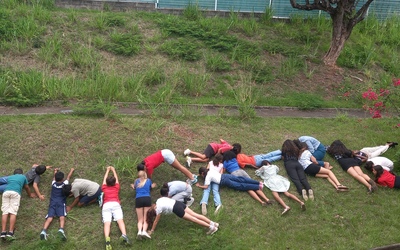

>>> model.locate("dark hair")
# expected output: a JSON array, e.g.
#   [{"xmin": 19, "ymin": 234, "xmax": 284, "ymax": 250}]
[
  {"xmin": 35, "ymin": 165, "xmax": 47, "ymax": 175},
  {"xmin": 213, "ymin": 153, "xmax": 223, "ymax": 166},
  {"xmin": 160, "ymin": 183, "xmax": 169, "ymax": 197},
  {"xmin": 137, "ymin": 162, "xmax": 145, "ymax": 172},
  {"xmin": 261, "ymin": 160, "xmax": 270, "ymax": 166},
  {"xmin": 365, "ymin": 161, "xmax": 374, "ymax": 172},
  {"xmin": 106, "ymin": 176, "xmax": 116, "ymax": 186},
  {"xmin": 232, "ymin": 143, "xmax": 242, "ymax": 154},
  {"xmin": 223, "ymin": 150, "xmax": 237, "ymax": 161},
  {"xmin": 146, "ymin": 208, "xmax": 156, "ymax": 229},
  {"xmin": 373, "ymin": 165, "xmax": 384, "ymax": 181},
  {"xmin": 327, "ymin": 140, "xmax": 351, "ymax": 157},
  {"xmin": 198, "ymin": 166, "xmax": 209, "ymax": 177},
  {"xmin": 63, "ymin": 184, "xmax": 72, "ymax": 197},
  {"xmin": 281, "ymin": 140, "xmax": 300, "ymax": 159},
  {"xmin": 13, "ymin": 168, "xmax": 23, "ymax": 175},
  {"xmin": 293, "ymin": 139, "xmax": 303, "ymax": 149},
  {"xmin": 55, "ymin": 171, "xmax": 64, "ymax": 182}
]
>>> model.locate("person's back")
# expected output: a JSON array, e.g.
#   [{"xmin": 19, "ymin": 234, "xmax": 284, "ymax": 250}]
[
  {"xmin": 71, "ymin": 178, "xmax": 99, "ymax": 196},
  {"xmin": 50, "ymin": 180, "xmax": 69, "ymax": 205},
  {"xmin": 5, "ymin": 174, "xmax": 28, "ymax": 195}
]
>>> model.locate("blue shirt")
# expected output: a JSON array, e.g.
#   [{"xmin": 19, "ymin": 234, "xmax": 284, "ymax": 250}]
[
  {"xmin": 50, "ymin": 180, "xmax": 69, "ymax": 205},
  {"xmin": 5, "ymin": 174, "xmax": 28, "ymax": 195},
  {"xmin": 223, "ymin": 158, "xmax": 240, "ymax": 173},
  {"xmin": 299, "ymin": 136, "xmax": 321, "ymax": 153},
  {"xmin": 135, "ymin": 178, "xmax": 152, "ymax": 198}
]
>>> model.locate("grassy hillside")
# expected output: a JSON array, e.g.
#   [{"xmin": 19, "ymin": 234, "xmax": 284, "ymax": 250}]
[
  {"xmin": 0, "ymin": 0, "xmax": 400, "ymax": 113},
  {"xmin": 0, "ymin": 114, "xmax": 399, "ymax": 250}
]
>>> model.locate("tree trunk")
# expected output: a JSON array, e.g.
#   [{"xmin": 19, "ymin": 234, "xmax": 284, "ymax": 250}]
[{"xmin": 323, "ymin": 3, "xmax": 354, "ymax": 67}]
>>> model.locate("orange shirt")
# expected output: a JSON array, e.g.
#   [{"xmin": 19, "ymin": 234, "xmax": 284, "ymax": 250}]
[{"xmin": 236, "ymin": 154, "xmax": 256, "ymax": 168}]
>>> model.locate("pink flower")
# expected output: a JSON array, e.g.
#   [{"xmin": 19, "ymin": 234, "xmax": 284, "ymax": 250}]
[
  {"xmin": 372, "ymin": 110, "xmax": 382, "ymax": 118},
  {"xmin": 379, "ymin": 89, "xmax": 390, "ymax": 96},
  {"xmin": 374, "ymin": 102, "xmax": 384, "ymax": 108},
  {"xmin": 396, "ymin": 123, "xmax": 400, "ymax": 128},
  {"xmin": 343, "ymin": 92, "xmax": 350, "ymax": 97},
  {"xmin": 393, "ymin": 79, "xmax": 400, "ymax": 86},
  {"xmin": 362, "ymin": 88, "xmax": 378, "ymax": 100}
]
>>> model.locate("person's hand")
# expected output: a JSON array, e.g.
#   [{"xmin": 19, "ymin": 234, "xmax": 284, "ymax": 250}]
[
  {"xmin": 38, "ymin": 194, "xmax": 45, "ymax": 201},
  {"xmin": 195, "ymin": 183, "xmax": 200, "ymax": 187},
  {"xmin": 30, "ymin": 193, "xmax": 37, "ymax": 198},
  {"xmin": 151, "ymin": 183, "xmax": 157, "ymax": 188},
  {"xmin": 46, "ymin": 165, "xmax": 52, "ymax": 169},
  {"xmin": 148, "ymin": 230, "xmax": 154, "ymax": 236},
  {"xmin": 107, "ymin": 166, "xmax": 112, "ymax": 171},
  {"xmin": 70, "ymin": 168, "xmax": 75, "ymax": 172},
  {"xmin": 130, "ymin": 184, "xmax": 135, "ymax": 189}
]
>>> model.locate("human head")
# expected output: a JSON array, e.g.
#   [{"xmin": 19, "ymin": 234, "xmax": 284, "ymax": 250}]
[
  {"xmin": 261, "ymin": 160, "xmax": 271, "ymax": 166},
  {"xmin": 160, "ymin": 183, "xmax": 169, "ymax": 197},
  {"xmin": 372, "ymin": 165, "xmax": 384, "ymax": 179},
  {"xmin": 138, "ymin": 170, "xmax": 147, "ymax": 179},
  {"xmin": 232, "ymin": 143, "xmax": 242, "ymax": 154},
  {"xmin": 55, "ymin": 171, "xmax": 65, "ymax": 182},
  {"xmin": 13, "ymin": 168, "xmax": 23, "ymax": 175},
  {"xmin": 293, "ymin": 139, "xmax": 302, "ymax": 149},
  {"xmin": 63, "ymin": 184, "xmax": 72, "ymax": 197},
  {"xmin": 35, "ymin": 165, "xmax": 47, "ymax": 175},
  {"xmin": 198, "ymin": 166, "xmax": 208, "ymax": 177},
  {"xmin": 213, "ymin": 153, "xmax": 223, "ymax": 166},
  {"xmin": 364, "ymin": 161, "xmax": 374, "ymax": 172},
  {"xmin": 281, "ymin": 139, "xmax": 300, "ymax": 158},
  {"xmin": 106, "ymin": 176, "xmax": 116, "ymax": 186},
  {"xmin": 327, "ymin": 140, "xmax": 349, "ymax": 156},
  {"xmin": 146, "ymin": 206, "xmax": 157, "ymax": 229},
  {"xmin": 137, "ymin": 162, "xmax": 146, "ymax": 172}
]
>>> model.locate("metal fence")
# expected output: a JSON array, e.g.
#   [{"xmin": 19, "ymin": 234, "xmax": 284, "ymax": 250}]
[{"xmin": 147, "ymin": 0, "xmax": 400, "ymax": 20}]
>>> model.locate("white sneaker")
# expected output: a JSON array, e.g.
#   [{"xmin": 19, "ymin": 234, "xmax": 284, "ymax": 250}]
[
  {"xmin": 302, "ymin": 189, "xmax": 308, "ymax": 201},
  {"xmin": 136, "ymin": 231, "xmax": 142, "ymax": 240},
  {"xmin": 185, "ymin": 156, "xmax": 192, "ymax": 168},
  {"xmin": 141, "ymin": 231, "xmax": 151, "ymax": 239},
  {"xmin": 184, "ymin": 149, "xmax": 191, "ymax": 156},
  {"xmin": 214, "ymin": 204, "xmax": 222, "ymax": 214},
  {"xmin": 207, "ymin": 226, "xmax": 218, "ymax": 235},
  {"xmin": 186, "ymin": 197, "xmax": 194, "ymax": 207},
  {"xmin": 187, "ymin": 174, "xmax": 197, "ymax": 185}
]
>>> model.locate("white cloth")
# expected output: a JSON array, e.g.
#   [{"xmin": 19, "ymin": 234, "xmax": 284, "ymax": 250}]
[
  {"xmin": 255, "ymin": 165, "xmax": 290, "ymax": 192},
  {"xmin": 298, "ymin": 150, "xmax": 313, "ymax": 170},
  {"xmin": 204, "ymin": 171, "xmax": 222, "ymax": 186},
  {"xmin": 370, "ymin": 157, "xmax": 394, "ymax": 171},
  {"xmin": 155, "ymin": 197, "xmax": 176, "ymax": 215},
  {"xmin": 360, "ymin": 145, "xmax": 389, "ymax": 159}
]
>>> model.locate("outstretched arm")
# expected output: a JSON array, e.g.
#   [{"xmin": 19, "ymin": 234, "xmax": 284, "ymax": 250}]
[
  {"xmin": 195, "ymin": 183, "xmax": 209, "ymax": 189},
  {"xmin": 149, "ymin": 214, "xmax": 161, "ymax": 235},
  {"xmin": 66, "ymin": 168, "xmax": 74, "ymax": 181},
  {"xmin": 110, "ymin": 166, "xmax": 119, "ymax": 184},
  {"xmin": 102, "ymin": 166, "xmax": 111, "ymax": 185}
]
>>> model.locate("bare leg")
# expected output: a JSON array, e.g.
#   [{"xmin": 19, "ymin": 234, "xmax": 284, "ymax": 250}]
[
  {"xmin": 116, "ymin": 219, "xmax": 127, "ymax": 235},
  {"xmin": 353, "ymin": 166, "xmax": 372, "ymax": 181},
  {"xmin": 2, "ymin": 214, "xmax": 8, "ymax": 232},
  {"xmin": 42, "ymin": 217, "xmax": 54, "ymax": 230},
  {"xmin": 59, "ymin": 216, "xmax": 65, "ymax": 229},
  {"xmin": 255, "ymin": 190, "xmax": 271, "ymax": 202},
  {"xmin": 283, "ymin": 191, "xmax": 304, "ymax": 205},
  {"xmin": 104, "ymin": 222, "xmax": 111, "ymax": 237},
  {"xmin": 188, "ymin": 151, "xmax": 208, "ymax": 162},
  {"xmin": 170, "ymin": 159, "xmax": 195, "ymax": 180},
  {"xmin": 347, "ymin": 167, "xmax": 371, "ymax": 188},
  {"xmin": 9, "ymin": 214, "xmax": 16, "ymax": 232},
  {"xmin": 317, "ymin": 168, "xmax": 341, "ymax": 188},
  {"xmin": 272, "ymin": 192, "xmax": 287, "ymax": 209},
  {"xmin": 136, "ymin": 208, "xmax": 144, "ymax": 232},
  {"xmin": 182, "ymin": 208, "xmax": 211, "ymax": 228},
  {"xmin": 142, "ymin": 207, "xmax": 150, "ymax": 232},
  {"xmin": 247, "ymin": 190, "xmax": 263, "ymax": 204}
]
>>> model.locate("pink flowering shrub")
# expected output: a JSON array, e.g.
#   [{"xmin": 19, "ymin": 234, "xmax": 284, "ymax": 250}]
[{"xmin": 362, "ymin": 78, "xmax": 400, "ymax": 118}]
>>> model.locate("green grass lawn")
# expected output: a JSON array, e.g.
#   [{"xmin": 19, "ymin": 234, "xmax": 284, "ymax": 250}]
[{"xmin": 0, "ymin": 114, "xmax": 399, "ymax": 249}]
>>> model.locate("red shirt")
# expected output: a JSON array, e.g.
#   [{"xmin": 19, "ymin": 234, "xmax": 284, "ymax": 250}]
[
  {"xmin": 210, "ymin": 141, "xmax": 232, "ymax": 154},
  {"xmin": 376, "ymin": 170, "xmax": 395, "ymax": 188},
  {"xmin": 144, "ymin": 150, "xmax": 164, "ymax": 177},
  {"xmin": 102, "ymin": 183, "xmax": 120, "ymax": 204}
]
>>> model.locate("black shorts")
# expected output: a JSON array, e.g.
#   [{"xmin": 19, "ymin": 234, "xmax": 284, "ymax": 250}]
[
  {"xmin": 135, "ymin": 196, "xmax": 152, "ymax": 208},
  {"xmin": 338, "ymin": 158, "xmax": 360, "ymax": 172},
  {"xmin": 394, "ymin": 176, "xmax": 400, "ymax": 189},
  {"xmin": 172, "ymin": 201, "xmax": 186, "ymax": 218},
  {"xmin": 304, "ymin": 164, "xmax": 321, "ymax": 176},
  {"xmin": 204, "ymin": 144, "xmax": 215, "ymax": 159}
]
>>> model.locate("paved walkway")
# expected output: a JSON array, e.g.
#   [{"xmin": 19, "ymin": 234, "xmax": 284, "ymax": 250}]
[{"xmin": 0, "ymin": 103, "xmax": 370, "ymax": 118}]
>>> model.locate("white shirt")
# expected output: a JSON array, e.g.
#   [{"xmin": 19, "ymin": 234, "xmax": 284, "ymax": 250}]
[
  {"xmin": 298, "ymin": 150, "xmax": 313, "ymax": 170},
  {"xmin": 204, "ymin": 171, "xmax": 222, "ymax": 186},
  {"xmin": 155, "ymin": 197, "xmax": 176, "ymax": 215},
  {"xmin": 370, "ymin": 157, "xmax": 394, "ymax": 171}
]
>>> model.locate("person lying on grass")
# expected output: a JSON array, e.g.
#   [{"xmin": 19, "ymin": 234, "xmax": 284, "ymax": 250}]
[
  {"xmin": 183, "ymin": 138, "xmax": 232, "ymax": 167},
  {"xmin": 196, "ymin": 166, "xmax": 273, "ymax": 206},
  {"xmin": 255, "ymin": 161, "xmax": 305, "ymax": 215},
  {"xmin": 298, "ymin": 142, "xmax": 349, "ymax": 192},
  {"xmin": 231, "ymin": 143, "xmax": 282, "ymax": 169},
  {"xmin": 136, "ymin": 149, "xmax": 197, "ymax": 186},
  {"xmin": 373, "ymin": 165, "xmax": 400, "ymax": 189},
  {"xmin": 147, "ymin": 183, "xmax": 219, "ymax": 236}
]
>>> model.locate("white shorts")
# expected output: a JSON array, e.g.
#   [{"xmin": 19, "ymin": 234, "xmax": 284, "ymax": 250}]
[
  {"xmin": 102, "ymin": 202, "xmax": 123, "ymax": 222},
  {"xmin": 1, "ymin": 191, "xmax": 21, "ymax": 215},
  {"xmin": 161, "ymin": 149, "xmax": 176, "ymax": 165}
]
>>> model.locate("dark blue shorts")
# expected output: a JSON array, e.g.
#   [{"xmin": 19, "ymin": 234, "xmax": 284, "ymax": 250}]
[
  {"xmin": 79, "ymin": 187, "xmax": 102, "ymax": 205},
  {"xmin": 46, "ymin": 202, "xmax": 67, "ymax": 218}
]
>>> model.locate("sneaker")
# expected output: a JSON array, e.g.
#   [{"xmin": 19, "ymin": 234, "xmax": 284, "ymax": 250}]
[
  {"xmin": 40, "ymin": 231, "xmax": 47, "ymax": 240},
  {"xmin": 58, "ymin": 229, "xmax": 67, "ymax": 241},
  {"xmin": 206, "ymin": 225, "xmax": 218, "ymax": 235},
  {"xmin": 302, "ymin": 189, "xmax": 308, "ymax": 201},
  {"xmin": 185, "ymin": 156, "xmax": 192, "ymax": 168},
  {"xmin": 201, "ymin": 203, "xmax": 207, "ymax": 215},
  {"xmin": 281, "ymin": 206, "xmax": 291, "ymax": 215},
  {"xmin": 1, "ymin": 231, "xmax": 7, "ymax": 240},
  {"xmin": 212, "ymin": 222, "xmax": 220, "ymax": 228},
  {"xmin": 136, "ymin": 231, "xmax": 142, "ymax": 240},
  {"xmin": 186, "ymin": 197, "xmax": 195, "ymax": 207},
  {"xmin": 214, "ymin": 204, "xmax": 222, "ymax": 214},
  {"xmin": 120, "ymin": 234, "xmax": 131, "ymax": 245},
  {"xmin": 187, "ymin": 175, "xmax": 197, "ymax": 185},
  {"xmin": 308, "ymin": 189, "xmax": 314, "ymax": 201},
  {"xmin": 98, "ymin": 192, "xmax": 104, "ymax": 207},
  {"xmin": 105, "ymin": 237, "xmax": 112, "ymax": 250},
  {"xmin": 6, "ymin": 231, "xmax": 16, "ymax": 241},
  {"xmin": 184, "ymin": 149, "xmax": 191, "ymax": 156},
  {"xmin": 141, "ymin": 231, "xmax": 151, "ymax": 239}
]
